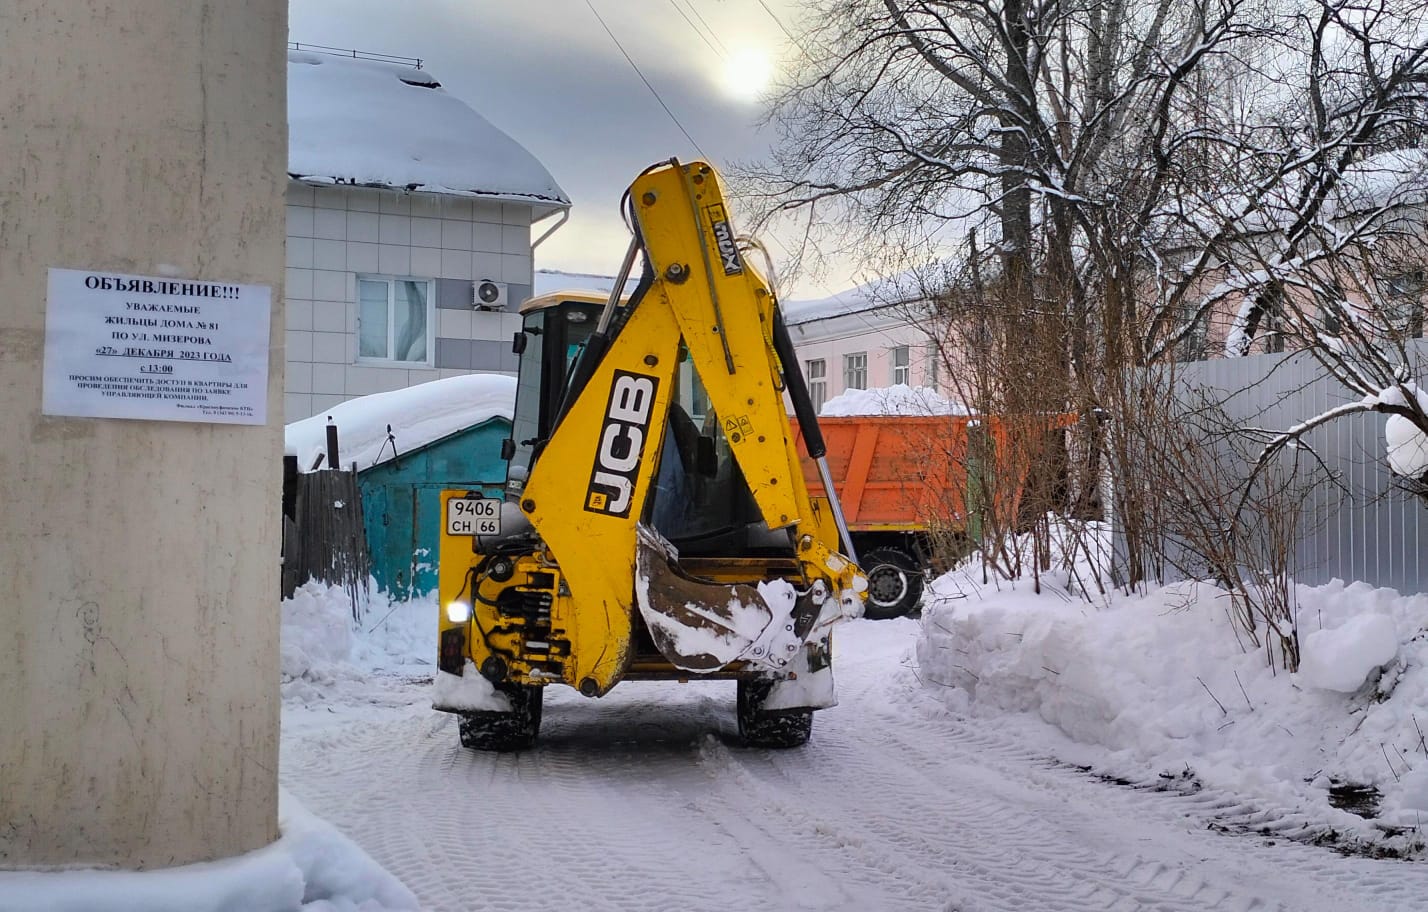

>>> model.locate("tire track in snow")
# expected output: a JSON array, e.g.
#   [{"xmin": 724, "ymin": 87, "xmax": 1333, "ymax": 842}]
[
  {"xmin": 282, "ymin": 619, "xmax": 1428, "ymax": 912},
  {"xmin": 813, "ymin": 641, "xmax": 1425, "ymax": 911}
]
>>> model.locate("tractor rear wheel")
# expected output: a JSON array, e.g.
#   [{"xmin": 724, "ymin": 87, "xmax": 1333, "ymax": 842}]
[
  {"xmin": 458, "ymin": 684, "xmax": 543, "ymax": 751},
  {"xmin": 737, "ymin": 678, "xmax": 813, "ymax": 748},
  {"xmin": 861, "ymin": 546, "xmax": 924, "ymax": 619}
]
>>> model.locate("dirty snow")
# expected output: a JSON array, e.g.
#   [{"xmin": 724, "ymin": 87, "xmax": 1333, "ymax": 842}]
[
  {"xmin": 284, "ymin": 374, "xmax": 514, "ymax": 472},
  {"xmin": 819, "ymin": 383, "xmax": 968, "ymax": 417},
  {"xmin": 0, "ymin": 791, "xmax": 418, "ymax": 912},
  {"xmin": 287, "ymin": 51, "xmax": 568, "ymax": 209}
]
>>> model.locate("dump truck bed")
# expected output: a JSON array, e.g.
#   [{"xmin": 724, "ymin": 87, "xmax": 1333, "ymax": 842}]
[{"xmin": 791, "ymin": 415, "xmax": 975, "ymax": 533}]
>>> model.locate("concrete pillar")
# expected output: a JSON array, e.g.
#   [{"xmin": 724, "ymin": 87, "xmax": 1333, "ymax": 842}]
[{"xmin": 0, "ymin": 2, "xmax": 286, "ymax": 868}]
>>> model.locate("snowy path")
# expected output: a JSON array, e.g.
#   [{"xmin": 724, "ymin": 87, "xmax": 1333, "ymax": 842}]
[{"xmin": 282, "ymin": 620, "xmax": 1425, "ymax": 912}]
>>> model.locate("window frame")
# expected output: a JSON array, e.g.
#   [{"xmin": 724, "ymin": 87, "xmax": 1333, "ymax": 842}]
[
  {"xmin": 1383, "ymin": 270, "xmax": 1425, "ymax": 338},
  {"xmin": 355, "ymin": 274, "xmax": 436, "ymax": 367},
  {"xmin": 843, "ymin": 351, "xmax": 868, "ymax": 391},
  {"xmin": 805, "ymin": 358, "xmax": 827, "ymax": 413},
  {"xmin": 890, "ymin": 345, "xmax": 910, "ymax": 385}
]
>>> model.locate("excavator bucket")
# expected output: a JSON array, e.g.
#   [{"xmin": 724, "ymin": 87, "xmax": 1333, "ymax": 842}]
[{"xmin": 634, "ymin": 525, "xmax": 818, "ymax": 673}]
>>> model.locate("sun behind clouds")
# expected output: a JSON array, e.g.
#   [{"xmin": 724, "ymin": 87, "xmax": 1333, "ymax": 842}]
[{"xmin": 718, "ymin": 44, "xmax": 775, "ymax": 102}]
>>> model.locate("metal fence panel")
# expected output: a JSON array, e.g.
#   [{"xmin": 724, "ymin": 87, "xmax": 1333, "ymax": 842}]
[{"xmin": 1170, "ymin": 342, "xmax": 1427, "ymax": 593}]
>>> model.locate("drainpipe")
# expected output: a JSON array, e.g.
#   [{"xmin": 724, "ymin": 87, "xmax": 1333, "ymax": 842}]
[{"xmin": 531, "ymin": 206, "xmax": 571, "ymax": 251}]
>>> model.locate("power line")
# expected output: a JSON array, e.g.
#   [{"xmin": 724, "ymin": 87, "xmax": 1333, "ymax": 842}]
[
  {"xmin": 666, "ymin": 0, "xmax": 725, "ymax": 60},
  {"xmin": 753, "ymin": 0, "xmax": 797, "ymax": 44},
  {"xmin": 684, "ymin": 0, "xmax": 729, "ymax": 55},
  {"xmin": 585, "ymin": 0, "xmax": 709, "ymax": 160}
]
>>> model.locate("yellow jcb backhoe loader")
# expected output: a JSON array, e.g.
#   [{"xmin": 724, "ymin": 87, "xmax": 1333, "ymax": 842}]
[{"xmin": 433, "ymin": 158, "xmax": 867, "ymax": 750}]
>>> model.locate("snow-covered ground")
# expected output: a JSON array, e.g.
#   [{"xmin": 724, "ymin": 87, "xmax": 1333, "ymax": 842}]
[
  {"xmin": 18, "ymin": 571, "xmax": 1426, "ymax": 910},
  {"xmin": 0, "ymin": 789, "xmax": 416, "ymax": 912},
  {"xmin": 276, "ymin": 577, "xmax": 1427, "ymax": 911},
  {"xmin": 921, "ymin": 567, "xmax": 1428, "ymax": 855}
]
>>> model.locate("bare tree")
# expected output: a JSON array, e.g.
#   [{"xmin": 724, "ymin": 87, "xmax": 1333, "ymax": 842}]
[{"xmin": 746, "ymin": 0, "xmax": 1428, "ymax": 587}]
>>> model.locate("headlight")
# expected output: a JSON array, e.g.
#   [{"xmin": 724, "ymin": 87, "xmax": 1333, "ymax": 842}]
[{"xmin": 445, "ymin": 601, "xmax": 473, "ymax": 624}]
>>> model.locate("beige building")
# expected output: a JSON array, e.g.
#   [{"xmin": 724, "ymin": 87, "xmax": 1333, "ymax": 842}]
[{"xmin": 783, "ymin": 286, "xmax": 944, "ymax": 411}]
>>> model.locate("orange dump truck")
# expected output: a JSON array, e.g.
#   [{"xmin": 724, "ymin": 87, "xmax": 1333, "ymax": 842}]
[
  {"xmin": 790, "ymin": 415, "xmax": 969, "ymax": 618},
  {"xmin": 792, "ymin": 413, "xmax": 1069, "ymax": 618}
]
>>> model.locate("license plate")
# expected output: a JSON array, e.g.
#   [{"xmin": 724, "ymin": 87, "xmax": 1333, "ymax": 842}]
[{"xmin": 446, "ymin": 496, "xmax": 501, "ymax": 536}]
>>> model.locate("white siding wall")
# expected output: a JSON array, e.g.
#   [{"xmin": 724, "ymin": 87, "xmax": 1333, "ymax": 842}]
[{"xmin": 284, "ymin": 182, "xmax": 533, "ymax": 420}]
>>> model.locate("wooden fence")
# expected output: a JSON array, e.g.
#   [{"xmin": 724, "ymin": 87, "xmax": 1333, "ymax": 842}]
[{"xmin": 281, "ymin": 454, "xmax": 370, "ymax": 616}]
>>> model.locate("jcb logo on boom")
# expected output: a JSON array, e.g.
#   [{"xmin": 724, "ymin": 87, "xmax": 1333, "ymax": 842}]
[
  {"xmin": 585, "ymin": 370, "xmax": 660, "ymax": 518},
  {"xmin": 705, "ymin": 204, "xmax": 743, "ymax": 276}
]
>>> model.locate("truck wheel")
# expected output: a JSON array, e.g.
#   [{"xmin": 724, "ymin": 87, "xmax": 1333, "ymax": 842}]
[
  {"xmin": 861, "ymin": 547, "xmax": 924, "ymax": 620},
  {"xmin": 458, "ymin": 684, "xmax": 543, "ymax": 752},
  {"xmin": 737, "ymin": 678, "xmax": 813, "ymax": 748}
]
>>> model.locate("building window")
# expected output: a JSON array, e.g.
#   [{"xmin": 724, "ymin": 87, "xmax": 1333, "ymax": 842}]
[
  {"xmin": 891, "ymin": 345, "xmax": 910, "ymax": 385},
  {"xmin": 805, "ymin": 359, "xmax": 827, "ymax": 413},
  {"xmin": 358, "ymin": 276, "xmax": 432, "ymax": 364},
  {"xmin": 843, "ymin": 352, "xmax": 867, "ymax": 390},
  {"xmin": 1383, "ymin": 271, "xmax": 1425, "ymax": 338},
  {"xmin": 925, "ymin": 344, "xmax": 940, "ymax": 389},
  {"xmin": 1178, "ymin": 308, "xmax": 1207, "ymax": 361}
]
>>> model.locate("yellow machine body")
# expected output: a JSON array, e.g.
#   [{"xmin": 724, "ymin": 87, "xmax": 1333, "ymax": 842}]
[{"xmin": 435, "ymin": 160, "xmax": 865, "ymax": 735}]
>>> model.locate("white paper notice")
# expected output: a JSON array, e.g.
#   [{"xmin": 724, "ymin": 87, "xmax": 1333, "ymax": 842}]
[{"xmin": 43, "ymin": 268, "xmax": 272, "ymax": 425}]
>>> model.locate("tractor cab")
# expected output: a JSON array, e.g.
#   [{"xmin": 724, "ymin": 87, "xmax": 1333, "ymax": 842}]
[{"xmin": 505, "ymin": 291, "xmax": 772, "ymax": 558}]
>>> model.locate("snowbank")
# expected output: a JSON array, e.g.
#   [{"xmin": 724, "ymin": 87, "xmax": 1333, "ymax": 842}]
[
  {"xmin": 281, "ymin": 582, "xmax": 434, "ymax": 707},
  {"xmin": 284, "ymin": 374, "xmax": 515, "ymax": 472},
  {"xmin": 918, "ymin": 561, "xmax": 1428, "ymax": 847},
  {"xmin": 288, "ymin": 51, "xmax": 568, "ymax": 209},
  {"xmin": 819, "ymin": 384, "xmax": 968, "ymax": 417},
  {"xmin": 0, "ymin": 791, "xmax": 418, "ymax": 912}
]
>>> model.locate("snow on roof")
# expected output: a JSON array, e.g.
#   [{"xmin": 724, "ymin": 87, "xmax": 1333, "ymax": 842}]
[
  {"xmin": 781, "ymin": 273, "xmax": 927, "ymax": 326},
  {"xmin": 819, "ymin": 384, "xmax": 969, "ymax": 417},
  {"xmin": 1339, "ymin": 148, "xmax": 1428, "ymax": 211},
  {"xmin": 285, "ymin": 374, "xmax": 515, "ymax": 472},
  {"xmin": 287, "ymin": 51, "xmax": 570, "ymax": 212},
  {"xmin": 532, "ymin": 268, "xmax": 641, "ymax": 300}
]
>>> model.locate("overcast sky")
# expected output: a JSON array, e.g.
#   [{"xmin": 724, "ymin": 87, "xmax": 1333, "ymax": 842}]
[{"xmin": 288, "ymin": 0, "xmax": 855, "ymax": 301}]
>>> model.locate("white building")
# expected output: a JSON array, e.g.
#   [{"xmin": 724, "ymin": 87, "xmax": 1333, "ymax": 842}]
[
  {"xmin": 284, "ymin": 49, "xmax": 569, "ymax": 420},
  {"xmin": 782, "ymin": 284, "xmax": 943, "ymax": 412}
]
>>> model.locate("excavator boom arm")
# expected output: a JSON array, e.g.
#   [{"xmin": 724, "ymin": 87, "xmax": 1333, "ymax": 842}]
[{"xmin": 512, "ymin": 160, "xmax": 865, "ymax": 691}]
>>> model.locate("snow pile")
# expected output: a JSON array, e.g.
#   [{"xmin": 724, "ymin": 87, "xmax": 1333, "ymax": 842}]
[
  {"xmin": 285, "ymin": 374, "xmax": 514, "ymax": 472},
  {"xmin": 918, "ymin": 564, "xmax": 1428, "ymax": 844},
  {"xmin": 0, "ymin": 791, "xmax": 418, "ymax": 912},
  {"xmin": 433, "ymin": 659, "xmax": 511, "ymax": 712},
  {"xmin": 288, "ymin": 51, "xmax": 568, "ymax": 209},
  {"xmin": 1299, "ymin": 613, "xmax": 1399, "ymax": 693},
  {"xmin": 281, "ymin": 582, "xmax": 434, "ymax": 707},
  {"xmin": 819, "ymin": 384, "xmax": 968, "ymax": 417}
]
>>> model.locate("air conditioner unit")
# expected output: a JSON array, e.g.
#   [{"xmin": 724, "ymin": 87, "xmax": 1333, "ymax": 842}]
[{"xmin": 473, "ymin": 279, "xmax": 507, "ymax": 310}]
